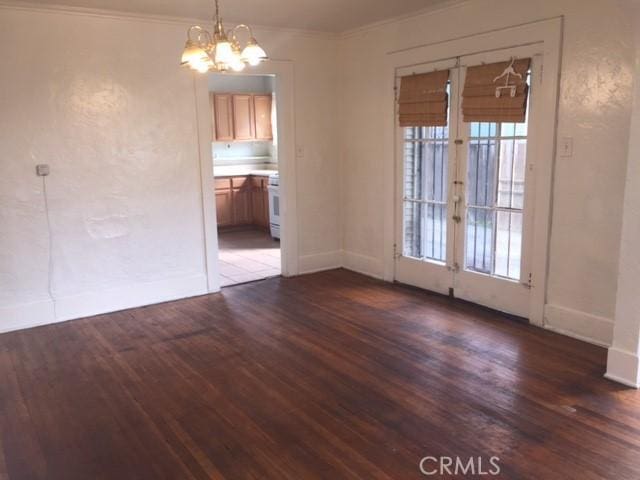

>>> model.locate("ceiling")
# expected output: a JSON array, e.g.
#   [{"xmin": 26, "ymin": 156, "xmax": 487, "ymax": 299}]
[{"xmin": 22, "ymin": 0, "xmax": 453, "ymax": 33}]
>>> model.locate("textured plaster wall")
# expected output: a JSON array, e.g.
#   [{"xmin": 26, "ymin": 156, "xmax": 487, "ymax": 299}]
[
  {"xmin": 339, "ymin": 0, "xmax": 635, "ymax": 345},
  {"xmin": 0, "ymin": 9, "xmax": 205, "ymax": 309},
  {"xmin": 0, "ymin": 6, "xmax": 340, "ymax": 330}
]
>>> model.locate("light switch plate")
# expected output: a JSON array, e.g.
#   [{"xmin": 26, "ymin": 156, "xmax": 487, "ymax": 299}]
[
  {"xmin": 559, "ymin": 137, "xmax": 573, "ymax": 157},
  {"xmin": 36, "ymin": 164, "xmax": 50, "ymax": 176},
  {"xmin": 296, "ymin": 145, "xmax": 304, "ymax": 158}
]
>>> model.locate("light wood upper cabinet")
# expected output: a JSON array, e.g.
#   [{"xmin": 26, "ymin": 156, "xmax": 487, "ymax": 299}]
[
  {"xmin": 211, "ymin": 93, "xmax": 272, "ymax": 142},
  {"xmin": 212, "ymin": 94, "xmax": 233, "ymax": 141},
  {"xmin": 253, "ymin": 95, "xmax": 273, "ymax": 140},
  {"xmin": 232, "ymin": 95, "xmax": 255, "ymax": 141}
]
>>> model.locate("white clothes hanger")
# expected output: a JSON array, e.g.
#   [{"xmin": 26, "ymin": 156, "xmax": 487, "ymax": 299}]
[{"xmin": 493, "ymin": 57, "xmax": 522, "ymax": 98}]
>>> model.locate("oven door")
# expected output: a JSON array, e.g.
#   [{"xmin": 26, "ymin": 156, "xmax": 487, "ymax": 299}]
[{"xmin": 268, "ymin": 185, "xmax": 280, "ymax": 226}]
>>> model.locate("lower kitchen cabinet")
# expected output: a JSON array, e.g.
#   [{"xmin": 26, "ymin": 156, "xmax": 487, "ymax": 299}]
[
  {"xmin": 215, "ymin": 189, "xmax": 233, "ymax": 227},
  {"xmin": 215, "ymin": 175, "xmax": 271, "ymax": 229},
  {"xmin": 232, "ymin": 187, "xmax": 252, "ymax": 225},
  {"xmin": 250, "ymin": 176, "xmax": 270, "ymax": 228}
]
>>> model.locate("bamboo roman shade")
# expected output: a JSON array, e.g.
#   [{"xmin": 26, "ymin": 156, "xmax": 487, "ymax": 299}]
[
  {"xmin": 462, "ymin": 58, "xmax": 531, "ymax": 123},
  {"xmin": 398, "ymin": 70, "xmax": 449, "ymax": 127}
]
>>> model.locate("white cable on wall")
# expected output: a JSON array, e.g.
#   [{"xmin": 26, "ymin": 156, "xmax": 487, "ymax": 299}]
[{"xmin": 40, "ymin": 173, "xmax": 58, "ymax": 318}]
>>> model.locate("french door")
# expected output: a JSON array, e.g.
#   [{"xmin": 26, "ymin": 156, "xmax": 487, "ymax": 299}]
[{"xmin": 394, "ymin": 48, "xmax": 541, "ymax": 318}]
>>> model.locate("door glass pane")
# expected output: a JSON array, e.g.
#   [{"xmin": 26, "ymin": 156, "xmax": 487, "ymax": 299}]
[
  {"xmin": 496, "ymin": 139, "xmax": 527, "ymax": 210},
  {"xmin": 466, "ymin": 207, "xmax": 494, "ymax": 273},
  {"xmin": 464, "ymin": 115, "xmax": 528, "ymax": 280},
  {"xmin": 467, "ymin": 138, "xmax": 497, "ymax": 208},
  {"xmin": 494, "ymin": 211, "xmax": 523, "ymax": 279},
  {"xmin": 403, "ymin": 121, "xmax": 449, "ymax": 262}
]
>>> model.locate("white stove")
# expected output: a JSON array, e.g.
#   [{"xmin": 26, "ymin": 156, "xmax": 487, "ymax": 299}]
[{"xmin": 267, "ymin": 173, "xmax": 280, "ymax": 239}]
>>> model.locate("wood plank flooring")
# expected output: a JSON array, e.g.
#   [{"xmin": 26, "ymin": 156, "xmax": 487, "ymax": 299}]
[{"xmin": 1, "ymin": 269, "xmax": 639, "ymax": 479}]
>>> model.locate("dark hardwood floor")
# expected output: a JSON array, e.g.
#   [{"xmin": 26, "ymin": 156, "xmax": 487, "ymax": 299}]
[{"xmin": 1, "ymin": 269, "xmax": 639, "ymax": 479}]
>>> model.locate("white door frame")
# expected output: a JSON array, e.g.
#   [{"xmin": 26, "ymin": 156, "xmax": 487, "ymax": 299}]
[
  {"xmin": 452, "ymin": 47, "xmax": 540, "ymax": 318},
  {"xmin": 382, "ymin": 17, "xmax": 563, "ymax": 325},
  {"xmin": 393, "ymin": 58, "xmax": 458, "ymax": 297},
  {"xmin": 193, "ymin": 60, "xmax": 299, "ymax": 292}
]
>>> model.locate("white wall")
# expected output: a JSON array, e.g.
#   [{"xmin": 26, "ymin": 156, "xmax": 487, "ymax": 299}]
[
  {"xmin": 0, "ymin": 5, "xmax": 341, "ymax": 331},
  {"xmin": 339, "ymin": 0, "xmax": 635, "ymax": 346}
]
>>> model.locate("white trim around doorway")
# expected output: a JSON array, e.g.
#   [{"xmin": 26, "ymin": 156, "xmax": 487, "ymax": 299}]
[{"xmin": 193, "ymin": 61, "xmax": 299, "ymax": 292}]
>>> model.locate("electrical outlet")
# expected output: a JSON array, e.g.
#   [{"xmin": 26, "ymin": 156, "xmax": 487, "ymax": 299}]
[
  {"xmin": 36, "ymin": 164, "xmax": 50, "ymax": 176},
  {"xmin": 559, "ymin": 137, "xmax": 573, "ymax": 157}
]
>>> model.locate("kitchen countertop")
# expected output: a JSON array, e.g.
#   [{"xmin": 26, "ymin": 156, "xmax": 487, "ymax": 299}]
[
  {"xmin": 214, "ymin": 164, "xmax": 278, "ymax": 177},
  {"xmin": 213, "ymin": 156, "xmax": 273, "ymax": 164}
]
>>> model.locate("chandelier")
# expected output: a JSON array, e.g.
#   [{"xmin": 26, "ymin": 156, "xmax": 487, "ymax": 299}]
[{"xmin": 180, "ymin": 0, "xmax": 268, "ymax": 73}]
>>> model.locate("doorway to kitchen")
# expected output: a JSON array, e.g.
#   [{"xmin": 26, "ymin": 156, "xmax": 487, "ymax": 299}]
[{"xmin": 209, "ymin": 73, "xmax": 281, "ymax": 287}]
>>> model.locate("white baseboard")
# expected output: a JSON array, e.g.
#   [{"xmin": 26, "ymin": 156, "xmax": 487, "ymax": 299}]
[
  {"xmin": 342, "ymin": 250, "xmax": 385, "ymax": 279},
  {"xmin": 605, "ymin": 347, "xmax": 639, "ymax": 388},
  {"xmin": 298, "ymin": 250, "xmax": 342, "ymax": 274},
  {"xmin": 543, "ymin": 304, "xmax": 614, "ymax": 347},
  {"xmin": 55, "ymin": 274, "xmax": 208, "ymax": 322},
  {"xmin": 0, "ymin": 273, "xmax": 208, "ymax": 334},
  {"xmin": 0, "ymin": 298, "xmax": 56, "ymax": 333},
  {"xmin": 297, "ymin": 254, "xmax": 618, "ymax": 353}
]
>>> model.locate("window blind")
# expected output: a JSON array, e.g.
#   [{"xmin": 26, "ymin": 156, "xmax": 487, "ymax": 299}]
[
  {"xmin": 398, "ymin": 70, "xmax": 450, "ymax": 127},
  {"xmin": 462, "ymin": 58, "xmax": 530, "ymax": 123}
]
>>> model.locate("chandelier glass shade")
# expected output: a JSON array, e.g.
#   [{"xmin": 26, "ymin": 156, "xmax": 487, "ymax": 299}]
[{"xmin": 180, "ymin": 0, "xmax": 268, "ymax": 73}]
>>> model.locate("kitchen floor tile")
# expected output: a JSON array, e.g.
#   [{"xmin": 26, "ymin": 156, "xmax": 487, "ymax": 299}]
[{"xmin": 218, "ymin": 228, "xmax": 281, "ymax": 287}]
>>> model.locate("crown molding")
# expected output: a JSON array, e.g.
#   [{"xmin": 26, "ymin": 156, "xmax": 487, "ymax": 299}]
[
  {"xmin": 0, "ymin": 0, "xmax": 203, "ymax": 26},
  {"xmin": 340, "ymin": 0, "xmax": 472, "ymax": 38},
  {"xmin": 0, "ymin": 0, "xmax": 470, "ymax": 38},
  {"xmin": 0, "ymin": 0, "xmax": 338, "ymax": 39}
]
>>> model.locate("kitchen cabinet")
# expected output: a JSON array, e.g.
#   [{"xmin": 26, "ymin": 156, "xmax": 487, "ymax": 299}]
[
  {"xmin": 250, "ymin": 176, "xmax": 270, "ymax": 228},
  {"xmin": 232, "ymin": 95, "xmax": 255, "ymax": 140},
  {"xmin": 211, "ymin": 94, "xmax": 233, "ymax": 141},
  {"xmin": 253, "ymin": 95, "xmax": 273, "ymax": 140},
  {"xmin": 215, "ymin": 175, "xmax": 271, "ymax": 229},
  {"xmin": 211, "ymin": 93, "xmax": 273, "ymax": 142},
  {"xmin": 231, "ymin": 177, "xmax": 252, "ymax": 224},
  {"xmin": 214, "ymin": 178, "xmax": 233, "ymax": 226},
  {"xmin": 215, "ymin": 190, "xmax": 232, "ymax": 226}
]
